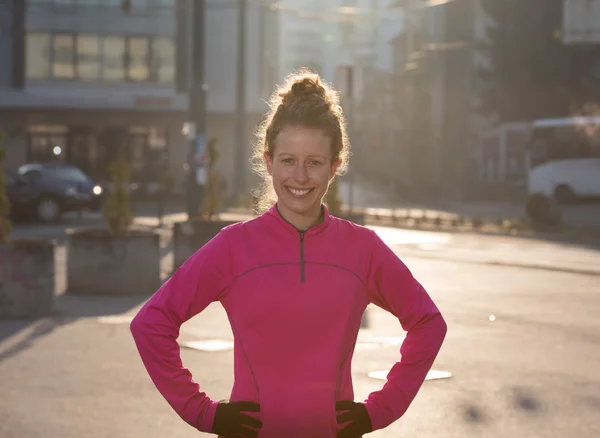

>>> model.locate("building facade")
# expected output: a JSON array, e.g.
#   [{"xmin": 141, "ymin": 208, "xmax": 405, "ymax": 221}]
[
  {"xmin": 383, "ymin": 0, "xmax": 489, "ymax": 200},
  {"xmin": 0, "ymin": 0, "xmax": 279, "ymax": 199}
]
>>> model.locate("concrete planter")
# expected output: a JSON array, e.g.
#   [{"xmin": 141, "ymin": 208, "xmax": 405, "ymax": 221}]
[
  {"xmin": 0, "ymin": 239, "xmax": 55, "ymax": 319},
  {"xmin": 66, "ymin": 227, "xmax": 160, "ymax": 295},
  {"xmin": 173, "ymin": 219, "xmax": 239, "ymax": 270}
]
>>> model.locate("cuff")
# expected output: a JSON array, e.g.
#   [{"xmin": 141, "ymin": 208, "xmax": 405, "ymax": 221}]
[
  {"xmin": 363, "ymin": 399, "xmax": 394, "ymax": 432},
  {"xmin": 195, "ymin": 398, "xmax": 220, "ymax": 433}
]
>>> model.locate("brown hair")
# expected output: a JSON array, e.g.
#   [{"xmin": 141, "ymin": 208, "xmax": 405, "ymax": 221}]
[{"xmin": 251, "ymin": 68, "xmax": 351, "ymax": 212}]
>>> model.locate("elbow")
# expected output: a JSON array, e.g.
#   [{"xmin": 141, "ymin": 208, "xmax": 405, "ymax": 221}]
[
  {"xmin": 435, "ymin": 311, "xmax": 448, "ymax": 343},
  {"xmin": 129, "ymin": 308, "xmax": 147, "ymax": 340}
]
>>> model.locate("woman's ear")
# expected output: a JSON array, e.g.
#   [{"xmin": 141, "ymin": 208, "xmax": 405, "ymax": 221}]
[
  {"xmin": 264, "ymin": 152, "xmax": 273, "ymax": 176},
  {"xmin": 330, "ymin": 158, "xmax": 342, "ymax": 180}
]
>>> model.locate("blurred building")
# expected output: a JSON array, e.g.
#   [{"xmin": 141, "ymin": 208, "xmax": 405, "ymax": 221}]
[
  {"xmin": 374, "ymin": 0, "xmax": 486, "ymax": 201},
  {"xmin": 0, "ymin": 0, "xmax": 279, "ymax": 199},
  {"xmin": 562, "ymin": 0, "xmax": 600, "ymax": 45}
]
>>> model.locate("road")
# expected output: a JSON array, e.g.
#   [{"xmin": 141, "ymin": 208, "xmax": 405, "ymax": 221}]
[{"xmin": 1, "ymin": 221, "xmax": 599, "ymax": 437}]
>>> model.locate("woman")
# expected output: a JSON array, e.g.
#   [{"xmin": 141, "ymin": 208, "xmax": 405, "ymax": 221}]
[{"xmin": 130, "ymin": 69, "xmax": 447, "ymax": 438}]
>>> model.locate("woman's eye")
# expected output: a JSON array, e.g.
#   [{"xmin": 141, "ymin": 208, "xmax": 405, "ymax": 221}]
[
  {"xmin": 282, "ymin": 158, "xmax": 294, "ymax": 163},
  {"xmin": 309, "ymin": 160, "xmax": 323, "ymax": 166}
]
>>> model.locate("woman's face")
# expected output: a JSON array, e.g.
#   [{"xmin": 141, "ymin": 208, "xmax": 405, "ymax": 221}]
[{"xmin": 265, "ymin": 126, "xmax": 340, "ymax": 223}]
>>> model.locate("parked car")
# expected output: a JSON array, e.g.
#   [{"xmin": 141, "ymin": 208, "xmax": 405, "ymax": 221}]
[{"xmin": 6, "ymin": 163, "xmax": 106, "ymax": 223}]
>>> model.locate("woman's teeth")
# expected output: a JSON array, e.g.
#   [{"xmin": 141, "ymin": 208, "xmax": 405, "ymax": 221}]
[{"xmin": 288, "ymin": 187, "xmax": 311, "ymax": 196}]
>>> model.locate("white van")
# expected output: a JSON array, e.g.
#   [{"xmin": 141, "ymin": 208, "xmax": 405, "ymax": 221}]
[{"xmin": 527, "ymin": 117, "xmax": 600, "ymax": 203}]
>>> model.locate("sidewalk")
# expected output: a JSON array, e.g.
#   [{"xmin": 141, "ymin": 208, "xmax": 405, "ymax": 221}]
[{"xmin": 372, "ymin": 226, "xmax": 600, "ymax": 277}]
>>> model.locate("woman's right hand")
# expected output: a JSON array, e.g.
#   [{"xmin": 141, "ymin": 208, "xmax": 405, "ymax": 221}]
[{"xmin": 212, "ymin": 400, "xmax": 262, "ymax": 438}]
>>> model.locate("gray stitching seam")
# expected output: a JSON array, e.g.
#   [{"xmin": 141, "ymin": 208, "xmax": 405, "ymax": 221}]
[{"xmin": 227, "ymin": 312, "xmax": 261, "ymax": 404}]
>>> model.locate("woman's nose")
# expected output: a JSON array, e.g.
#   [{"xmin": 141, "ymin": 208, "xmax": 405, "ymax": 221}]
[{"xmin": 293, "ymin": 163, "xmax": 309, "ymax": 182}]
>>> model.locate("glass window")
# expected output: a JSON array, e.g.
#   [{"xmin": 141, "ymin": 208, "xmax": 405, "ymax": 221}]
[
  {"xmin": 28, "ymin": 136, "xmax": 54, "ymax": 162},
  {"xmin": 102, "ymin": 36, "xmax": 125, "ymax": 82},
  {"xmin": 127, "ymin": 37, "xmax": 150, "ymax": 82},
  {"xmin": 77, "ymin": 34, "xmax": 101, "ymax": 81},
  {"xmin": 26, "ymin": 33, "xmax": 51, "ymax": 79},
  {"xmin": 151, "ymin": 37, "xmax": 175, "ymax": 84},
  {"xmin": 21, "ymin": 169, "xmax": 43, "ymax": 184},
  {"xmin": 43, "ymin": 167, "xmax": 90, "ymax": 183},
  {"xmin": 53, "ymin": 34, "xmax": 75, "ymax": 79}
]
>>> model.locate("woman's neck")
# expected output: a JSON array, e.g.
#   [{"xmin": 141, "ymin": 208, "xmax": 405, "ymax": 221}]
[{"xmin": 276, "ymin": 203, "xmax": 323, "ymax": 231}]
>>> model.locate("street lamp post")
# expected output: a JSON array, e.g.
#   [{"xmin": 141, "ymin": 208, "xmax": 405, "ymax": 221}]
[
  {"xmin": 185, "ymin": 0, "xmax": 208, "ymax": 220},
  {"xmin": 233, "ymin": 0, "xmax": 247, "ymax": 199}
]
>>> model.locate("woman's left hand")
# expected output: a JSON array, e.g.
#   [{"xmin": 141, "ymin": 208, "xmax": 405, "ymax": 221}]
[{"xmin": 336, "ymin": 400, "xmax": 373, "ymax": 438}]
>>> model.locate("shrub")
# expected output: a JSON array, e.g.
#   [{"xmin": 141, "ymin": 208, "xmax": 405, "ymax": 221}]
[
  {"xmin": 102, "ymin": 153, "xmax": 133, "ymax": 236},
  {"xmin": 200, "ymin": 138, "xmax": 223, "ymax": 220}
]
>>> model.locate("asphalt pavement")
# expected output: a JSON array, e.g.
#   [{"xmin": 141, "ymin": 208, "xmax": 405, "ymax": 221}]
[
  {"xmin": 2, "ymin": 178, "xmax": 600, "ymax": 437},
  {"xmin": 1, "ymin": 240, "xmax": 599, "ymax": 438}
]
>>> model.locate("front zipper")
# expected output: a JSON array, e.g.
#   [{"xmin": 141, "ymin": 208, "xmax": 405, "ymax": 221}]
[{"xmin": 299, "ymin": 230, "xmax": 305, "ymax": 283}]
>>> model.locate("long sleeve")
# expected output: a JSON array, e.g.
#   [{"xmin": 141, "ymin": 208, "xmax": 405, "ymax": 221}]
[
  {"xmin": 130, "ymin": 229, "xmax": 233, "ymax": 433},
  {"xmin": 363, "ymin": 229, "xmax": 447, "ymax": 431}
]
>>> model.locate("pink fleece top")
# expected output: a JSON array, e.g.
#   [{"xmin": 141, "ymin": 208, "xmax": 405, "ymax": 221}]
[{"xmin": 130, "ymin": 204, "xmax": 447, "ymax": 437}]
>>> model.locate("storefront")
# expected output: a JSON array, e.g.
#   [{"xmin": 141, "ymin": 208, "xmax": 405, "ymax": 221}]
[{"xmin": 25, "ymin": 123, "xmax": 171, "ymax": 185}]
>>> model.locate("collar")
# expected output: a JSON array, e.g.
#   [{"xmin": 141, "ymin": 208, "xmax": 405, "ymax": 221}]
[{"xmin": 263, "ymin": 203, "xmax": 332, "ymax": 236}]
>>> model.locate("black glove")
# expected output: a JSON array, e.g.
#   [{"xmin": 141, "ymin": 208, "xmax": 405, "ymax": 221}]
[
  {"xmin": 212, "ymin": 400, "xmax": 262, "ymax": 438},
  {"xmin": 336, "ymin": 400, "xmax": 373, "ymax": 438}
]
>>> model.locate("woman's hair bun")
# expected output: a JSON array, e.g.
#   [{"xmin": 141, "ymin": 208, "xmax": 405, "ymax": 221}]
[{"xmin": 280, "ymin": 76, "xmax": 328, "ymax": 106}]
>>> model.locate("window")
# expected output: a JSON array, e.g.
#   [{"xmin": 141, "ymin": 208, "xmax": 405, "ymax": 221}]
[
  {"xmin": 128, "ymin": 37, "xmax": 150, "ymax": 82},
  {"xmin": 77, "ymin": 34, "xmax": 101, "ymax": 81},
  {"xmin": 151, "ymin": 37, "xmax": 175, "ymax": 84},
  {"xmin": 21, "ymin": 169, "xmax": 43, "ymax": 184},
  {"xmin": 26, "ymin": 0, "xmax": 174, "ymax": 14},
  {"xmin": 102, "ymin": 36, "xmax": 126, "ymax": 82},
  {"xmin": 43, "ymin": 167, "xmax": 90, "ymax": 183},
  {"xmin": 26, "ymin": 32, "xmax": 175, "ymax": 84},
  {"xmin": 53, "ymin": 34, "xmax": 75, "ymax": 79},
  {"xmin": 26, "ymin": 33, "xmax": 51, "ymax": 79}
]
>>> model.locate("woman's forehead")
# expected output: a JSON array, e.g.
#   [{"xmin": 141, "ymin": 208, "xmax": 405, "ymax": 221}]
[{"xmin": 274, "ymin": 126, "xmax": 332, "ymax": 155}]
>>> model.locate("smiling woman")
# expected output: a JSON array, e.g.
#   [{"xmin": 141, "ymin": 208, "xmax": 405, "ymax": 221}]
[
  {"xmin": 251, "ymin": 68, "xmax": 350, "ymax": 229},
  {"xmin": 131, "ymin": 68, "xmax": 447, "ymax": 438}
]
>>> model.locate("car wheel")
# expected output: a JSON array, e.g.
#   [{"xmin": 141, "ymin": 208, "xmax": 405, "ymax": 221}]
[
  {"xmin": 36, "ymin": 197, "xmax": 62, "ymax": 223},
  {"xmin": 553, "ymin": 185, "xmax": 577, "ymax": 204}
]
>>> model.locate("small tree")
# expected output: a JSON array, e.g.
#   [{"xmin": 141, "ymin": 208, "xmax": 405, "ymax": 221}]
[
  {"xmin": 324, "ymin": 177, "xmax": 343, "ymax": 216},
  {"xmin": 103, "ymin": 152, "xmax": 133, "ymax": 236},
  {"xmin": 0, "ymin": 132, "xmax": 11, "ymax": 244},
  {"xmin": 200, "ymin": 138, "xmax": 222, "ymax": 220}
]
